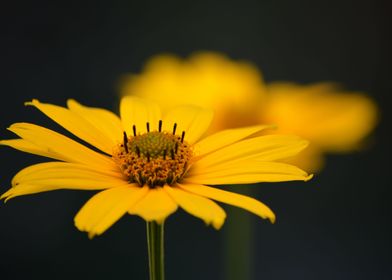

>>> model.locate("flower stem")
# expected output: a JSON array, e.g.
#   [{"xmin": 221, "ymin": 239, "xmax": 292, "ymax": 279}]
[
  {"xmin": 224, "ymin": 185, "xmax": 255, "ymax": 280},
  {"xmin": 146, "ymin": 221, "xmax": 165, "ymax": 280}
]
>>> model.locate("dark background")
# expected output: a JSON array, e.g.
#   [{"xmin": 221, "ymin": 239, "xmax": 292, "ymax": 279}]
[{"xmin": 1, "ymin": 1, "xmax": 391, "ymax": 279}]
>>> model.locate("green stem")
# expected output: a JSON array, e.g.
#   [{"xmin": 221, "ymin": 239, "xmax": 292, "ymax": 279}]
[
  {"xmin": 146, "ymin": 221, "xmax": 165, "ymax": 280},
  {"xmin": 224, "ymin": 185, "xmax": 255, "ymax": 280}
]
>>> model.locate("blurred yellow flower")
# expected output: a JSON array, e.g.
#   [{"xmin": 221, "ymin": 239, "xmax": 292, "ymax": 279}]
[
  {"xmin": 121, "ymin": 53, "xmax": 266, "ymax": 133},
  {"xmin": 121, "ymin": 52, "xmax": 378, "ymax": 171},
  {"xmin": 1, "ymin": 97, "xmax": 311, "ymax": 238}
]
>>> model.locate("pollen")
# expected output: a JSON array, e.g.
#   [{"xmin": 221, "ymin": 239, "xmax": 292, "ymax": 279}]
[{"xmin": 113, "ymin": 122, "xmax": 193, "ymax": 187}]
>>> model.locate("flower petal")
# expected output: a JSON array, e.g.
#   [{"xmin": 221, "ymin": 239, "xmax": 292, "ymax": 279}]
[
  {"xmin": 128, "ymin": 187, "xmax": 177, "ymax": 223},
  {"xmin": 163, "ymin": 105, "xmax": 213, "ymax": 144},
  {"xmin": 178, "ymin": 183, "xmax": 275, "ymax": 223},
  {"xmin": 1, "ymin": 162, "xmax": 128, "ymax": 201},
  {"xmin": 67, "ymin": 99, "xmax": 123, "ymax": 146},
  {"xmin": 11, "ymin": 162, "xmax": 124, "ymax": 186},
  {"xmin": 75, "ymin": 185, "xmax": 148, "ymax": 238},
  {"xmin": 164, "ymin": 185, "xmax": 226, "ymax": 229},
  {"xmin": 186, "ymin": 161, "xmax": 312, "ymax": 184},
  {"xmin": 193, "ymin": 135, "xmax": 309, "ymax": 169},
  {"xmin": 6, "ymin": 123, "xmax": 117, "ymax": 171},
  {"xmin": 193, "ymin": 125, "xmax": 274, "ymax": 157},
  {"xmin": 0, "ymin": 139, "xmax": 65, "ymax": 161},
  {"xmin": 26, "ymin": 99, "xmax": 115, "ymax": 154},
  {"xmin": 120, "ymin": 96, "xmax": 161, "ymax": 135}
]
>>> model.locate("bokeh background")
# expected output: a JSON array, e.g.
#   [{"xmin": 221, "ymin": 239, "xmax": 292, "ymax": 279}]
[{"xmin": 1, "ymin": 1, "xmax": 391, "ymax": 279}]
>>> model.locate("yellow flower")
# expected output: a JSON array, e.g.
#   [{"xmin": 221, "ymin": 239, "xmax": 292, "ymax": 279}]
[
  {"xmin": 262, "ymin": 82, "xmax": 378, "ymax": 170},
  {"xmin": 1, "ymin": 97, "xmax": 311, "ymax": 238},
  {"xmin": 120, "ymin": 53, "xmax": 266, "ymax": 133},
  {"xmin": 121, "ymin": 52, "xmax": 378, "ymax": 171}
]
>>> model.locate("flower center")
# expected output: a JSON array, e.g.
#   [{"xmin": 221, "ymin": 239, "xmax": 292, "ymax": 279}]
[{"xmin": 113, "ymin": 121, "xmax": 192, "ymax": 187}]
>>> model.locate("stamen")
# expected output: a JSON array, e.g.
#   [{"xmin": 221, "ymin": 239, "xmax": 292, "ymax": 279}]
[
  {"xmin": 133, "ymin": 125, "xmax": 137, "ymax": 136},
  {"xmin": 175, "ymin": 142, "xmax": 178, "ymax": 153},
  {"xmin": 146, "ymin": 122, "xmax": 150, "ymax": 132},
  {"xmin": 158, "ymin": 120, "xmax": 162, "ymax": 132},
  {"xmin": 172, "ymin": 123, "xmax": 177, "ymax": 135},
  {"xmin": 181, "ymin": 131, "xmax": 185, "ymax": 143},
  {"xmin": 136, "ymin": 146, "xmax": 140, "ymax": 157},
  {"xmin": 123, "ymin": 132, "xmax": 129, "ymax": 153}
]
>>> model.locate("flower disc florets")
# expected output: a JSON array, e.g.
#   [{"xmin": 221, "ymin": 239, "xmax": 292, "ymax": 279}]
[{"xmin": 113, "ymin": 122, "xmax": 192, "ymax": 187}]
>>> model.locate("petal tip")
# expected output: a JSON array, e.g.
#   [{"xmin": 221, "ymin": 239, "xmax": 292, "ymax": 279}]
[
  {"xmin": 304, "ymin": 174, "xmax": 314, "ymax": 181},
  {"xmin": 24, "ymin": 99, "xmax": 39, "ymax": 107},
  {"xmin": 269, "ymin": 214, "xmax": 276, "ymax": 224}
]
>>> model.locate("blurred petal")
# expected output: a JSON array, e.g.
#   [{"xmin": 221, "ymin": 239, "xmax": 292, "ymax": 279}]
[
  {"xmin": 128, "ymin": 187, "xmax": 177, "ymax": 223},
  {"xmin": 164, "ymin": 185, "xmax": 226, "ymax": 229},
  {"xmin": 120, "ymin": 52, "xmax": 266, "ymax": 132},
  {"xmin": 264, "ymin": 83, "xmax": 378, "ymax": 151},
  {"xmin": 120, "ymin": 96, "xmax": 161, "ymax": 135},
  {"xmin": 178, "ymin": 183, "xmax": 275, "ymax": 223},
  {"xmin": 75, "ymin": 185, "xmax": 148, "ymax": 238},
  {"xmin": 163, "ymin": 105, "xmax": 213, "ymax": 144}
]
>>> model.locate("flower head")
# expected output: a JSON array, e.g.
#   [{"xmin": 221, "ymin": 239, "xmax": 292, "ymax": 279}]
[
  {"xmin": 1, "ymin": 97, "xmax": 311, "ymax": 238},
  {"xmin": 121, "ymin": 52, "xmax": 378, "ymax": 172}
]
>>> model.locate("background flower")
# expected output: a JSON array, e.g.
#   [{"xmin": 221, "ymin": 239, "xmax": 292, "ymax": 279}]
[{"xmin": 121, "ymin": 52, "xmax": 378, "ymax": 172}]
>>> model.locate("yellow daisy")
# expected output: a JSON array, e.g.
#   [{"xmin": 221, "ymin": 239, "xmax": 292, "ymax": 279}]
[
  {"xmin": 121, "ymin": 52, "xmax": 378, "ymax": 172},
  {"xmin": 1, "ymin": 97, "xmax": 311, "ymax": 237}
]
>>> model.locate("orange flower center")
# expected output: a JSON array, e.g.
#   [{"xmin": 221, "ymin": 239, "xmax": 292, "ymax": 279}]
[{"xmin": 113, "ymin": 122, "xmax": 193, "ymax": 187}]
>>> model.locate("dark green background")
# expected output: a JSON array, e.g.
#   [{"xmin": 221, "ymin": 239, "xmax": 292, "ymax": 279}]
[{"xmin": 1, "ymin": 0, "xmax": 391, "ymax": 279}]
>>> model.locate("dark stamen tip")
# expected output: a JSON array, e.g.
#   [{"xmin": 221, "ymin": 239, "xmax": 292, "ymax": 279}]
[
  {"xmin": 172, "ymin": 123, "xmax": 177, "ymax": 135},
  {"xmin": 132, "ymin": 125, "xmax": 137, "ymax": 136},
  {"xmin": 146, "ymin": 122, "xmax": 150, "ymax": 132},
  {"xmin": 181, "ymin": 131, "xmax": 185, "ymax": 143},
  {"xmin": 123, "ymin": 132, "xmax": 129, "ymax": 153},
  {"xmin": 158, "ymin": 120, "xmax": 162, "ymax": 132}
]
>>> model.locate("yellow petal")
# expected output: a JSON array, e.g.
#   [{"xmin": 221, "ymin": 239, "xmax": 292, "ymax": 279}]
[
  {"xmin": 193, "ymin": 125, "xmax": 274, "ymax": 157},
  {"xmin": 67, "ymin": 99, "xmax": 123, "ymax": 146},
  {"xmin": 120, "ymin": 96, "xmax": 161, "ymax": 136},
  {"xmin": 26, "ymin": 99, "xmax": 114, "ymax": 154},
  {"xmin": 0, "ymin": 139, "xmax": 65, "ymax": 161},
  {"xmin": 194, "ymin": 135, "xmax": 309, "ymax": 169},
  {"xmin": 75, "ymin": 185, "xmax": 148, "ymax": 238},
  {"xmin": 163, "ymin": 185, "xmax": 226, "ymax": 229},
  {"xmin": 1, "ymin": 163, "xmax": 128, "ymax": 201},
  {"xmin": 7, "ymin": 123, "xmax": 117, "ymax": 171},
  {"xmin": 128, "ymin": 187, "xmax": 177, "ymax": 223},
  {"xmin": 11, "ymin": 162, "xmax": 124, "ymax": 186},
  {"xmin": 178, "ymin": 183, "xmax": 275, "ymax": 223},
  {"xmin": 186, "ymin": 161, "xmax": 312, "ymax": 184},
  {"xmin": 163, "ymin": 105, "xmax": 213, "ymax": 144}
]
